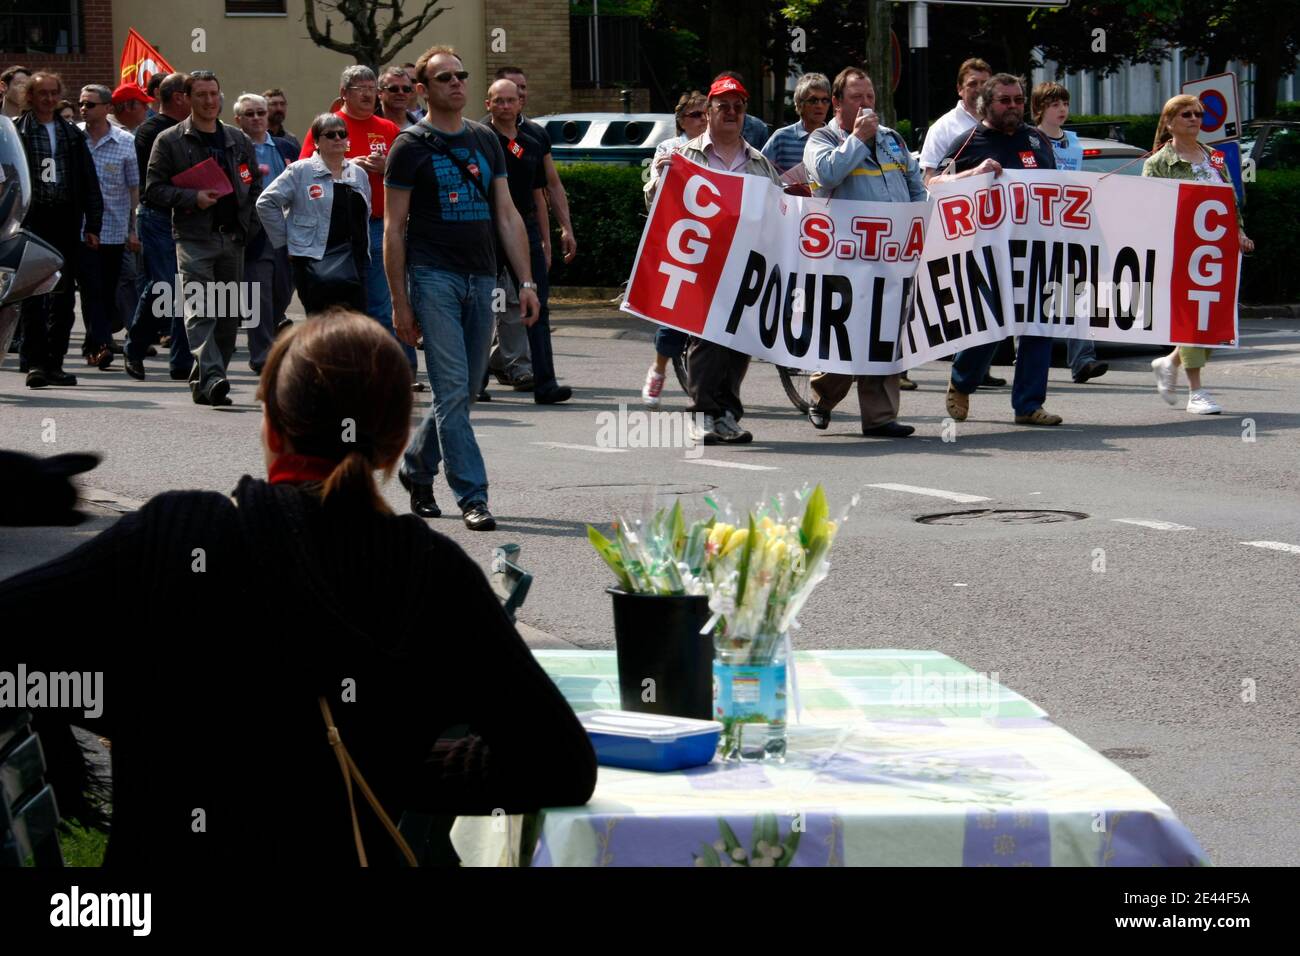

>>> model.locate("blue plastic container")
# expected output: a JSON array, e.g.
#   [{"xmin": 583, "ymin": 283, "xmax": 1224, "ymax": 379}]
[{"xmin": 578, "ymin": 710, "xmax": 723, "ymax": 772}]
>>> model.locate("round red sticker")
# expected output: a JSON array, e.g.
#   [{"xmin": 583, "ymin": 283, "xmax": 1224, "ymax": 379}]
[{"xmin": 308, "ymin": 184, "xmax": 324, "ymax": 199}]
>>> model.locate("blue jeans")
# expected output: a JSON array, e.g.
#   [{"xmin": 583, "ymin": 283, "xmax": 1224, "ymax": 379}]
[
  {"xmin": 655, "ymin": 326, "xmax": 689, "ymax": 360},
  {"xmin": 402, "ymin": 267, "xmax": 496, "ymax": 509},
  {"xmin": 951, "ymin": 335, "xmax": 1053, "ymax": 417},
  {"xmin": 1067, "ymin": 338, "xmax": 1096, "ymax": 377},
  {"xmin": 126, "ymin": 206, "xmax": 192, "ymax": 372},
  {"xmin": 366, "ymin": 218, "xmax": 418, "ymax": 373}
]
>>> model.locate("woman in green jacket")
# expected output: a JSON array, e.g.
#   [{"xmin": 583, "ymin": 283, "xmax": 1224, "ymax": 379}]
[{"xmin": 1143, "ymin": 94, "xmax": 1256, "ymax": 415}]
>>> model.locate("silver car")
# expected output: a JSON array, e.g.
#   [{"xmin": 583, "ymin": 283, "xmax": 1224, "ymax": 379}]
[{"xmin": 530, "ymin": 112, "xmax": 678, "ymax": 166}]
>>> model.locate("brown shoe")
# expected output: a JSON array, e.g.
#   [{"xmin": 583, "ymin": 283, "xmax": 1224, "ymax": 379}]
[
  {"xmin": 1014, "ymin": 408, "xmax": 1063, "ymax": 426},
  {"xmin": 899, "ymin": 373, "xmax": 918, "ymax": 391},
  {"xmin": 945, "ymin": 383, "xmax": 969, "ymax": 422}
]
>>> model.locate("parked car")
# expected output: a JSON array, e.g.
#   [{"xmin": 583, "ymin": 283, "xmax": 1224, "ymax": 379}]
[
  {"xmin": 531, "ymin": 112, "xmax": 678, "ymax": 166},
  {"xmin": 1239, "ymin": 119, "xmax": 1300, "ymax": 172}
]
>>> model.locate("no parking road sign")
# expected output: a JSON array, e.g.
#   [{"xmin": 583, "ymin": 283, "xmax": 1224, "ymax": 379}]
[{"xmin": 1181, "ymin": 73, "xmax": 1241, "ymax": 144}]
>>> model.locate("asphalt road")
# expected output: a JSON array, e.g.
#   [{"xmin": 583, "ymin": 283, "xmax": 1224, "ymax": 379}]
[{"xmin": 3, "ymin": 305, "xmax": 1298, "ymax": 867}]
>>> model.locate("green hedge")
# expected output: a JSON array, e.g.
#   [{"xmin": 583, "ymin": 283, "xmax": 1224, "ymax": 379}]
[
  {"xmin": 548, "ymin": 164, "xmax": 648, "ymax": 288},
  {"xmin": 1067, "ymin": 113, "xmax": 1160, "ymax": 149},
  {"xmin": 1273, "ymin": 101, "xmax": 1300, "ymax": 119},
  {"xmin": 1242, "ymin": 170, "xmax": 1300, "ymax": 303},
  {"xmin": 549, "ymin": 161, "xmax": 1300, "ymax": 303}
]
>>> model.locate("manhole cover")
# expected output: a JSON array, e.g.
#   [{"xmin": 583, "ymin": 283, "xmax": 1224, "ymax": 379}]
[
  {"xmin": 544, "ymin": 482, "xmax": 717, "ymax": 496},
  {"xmin": 1101, "ymin": 747, "xmax": 1151, "ymax": 760},
  {"xmin": 916, "ymin": 509, "xmax": 1089, "ymax": 526}
]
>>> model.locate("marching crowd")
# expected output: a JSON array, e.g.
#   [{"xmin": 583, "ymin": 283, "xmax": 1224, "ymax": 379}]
[
  {"xmin": 1, "ymin": 49, "xmax": 1257, "ymax": 528},
  {"xmin": 642, "ymin": 58, "xmax": 1257, "ymax": 442},
  {"xmin": 4, "ymin": 50, "xmax": 578, "ymax": 531}
]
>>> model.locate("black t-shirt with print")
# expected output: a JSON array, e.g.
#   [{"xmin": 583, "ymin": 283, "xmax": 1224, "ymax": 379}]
[
  {"xmin": 949, "ymin": 123, "xmax": 1057, "ymax": 173},
  {"xmin": 489, "ymin": 122, "xmax": 547, "ymax": 221},
  {"xmin": 199, "ymin": 127, "xmax": 239, "ymax": 229},
  {"xmin": 385, "ymin": 119, "xmax": 506, "ymax": 276}
]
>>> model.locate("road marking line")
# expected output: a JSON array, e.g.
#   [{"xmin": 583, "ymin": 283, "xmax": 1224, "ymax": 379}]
[
  {"xmin": 531, "ymin": 442, "xmax": 627, "ymax": 454},
  {"xmin": 1112, "ymin": 519, "xmax": 1196, "ymax": 531},
  {"xmin": 686, "ymin": 458, "xmax": 779, "ymax": 471},
  {"xmin": 1241, "ymin": 540, "xmax": 1300, "ymax": 555},
  {"xmin": 866, "ymin": 483, "xmax": 990, "ymax": 504}
]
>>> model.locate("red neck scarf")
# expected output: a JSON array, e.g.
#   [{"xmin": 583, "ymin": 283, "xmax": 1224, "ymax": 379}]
[{"xmin": 268, "ymin": 454, "xmax": 338, "ymax": 485}]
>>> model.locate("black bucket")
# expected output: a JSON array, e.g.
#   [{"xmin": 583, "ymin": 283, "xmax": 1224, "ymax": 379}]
[{"xmin": 608, "ymin": 588, "xmax": 714, "ymax": 721}]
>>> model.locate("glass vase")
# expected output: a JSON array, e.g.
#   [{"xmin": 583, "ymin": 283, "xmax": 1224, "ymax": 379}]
[{"xmin": 712, "ymin": 634, "xmax": 788, "ymax": 762}]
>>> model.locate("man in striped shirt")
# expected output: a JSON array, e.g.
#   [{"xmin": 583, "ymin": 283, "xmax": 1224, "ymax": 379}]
[
  {"xmin": 78, "ymin": 84, "xmax": 136, "ymax": 371},
  {"xmin": 760, "ymin": 72, "xmax": 830, "ymax": 175}
]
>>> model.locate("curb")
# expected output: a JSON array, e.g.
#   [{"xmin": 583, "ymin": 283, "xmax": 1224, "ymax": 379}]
[{"xmin": 1240, "ymin": 304, "xmax": 1300, "ymax": 319}]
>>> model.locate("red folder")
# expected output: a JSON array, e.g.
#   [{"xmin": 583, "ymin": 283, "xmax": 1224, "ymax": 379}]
[{"xmin": 171, "ymin": 157, "xmax": 233, "ymax": 197}]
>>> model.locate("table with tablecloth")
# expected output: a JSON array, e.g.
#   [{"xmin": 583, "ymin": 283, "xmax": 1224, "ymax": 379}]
[{"xmin": 450, "ymin": 650, "xmax": 1209, "ymax": 867}]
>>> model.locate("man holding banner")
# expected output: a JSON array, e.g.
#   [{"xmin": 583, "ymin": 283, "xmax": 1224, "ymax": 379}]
[
  {"xmin": 940, "ymin": 73, "xmax": 1063, "ymax": 427},
  {"xmin": 802, "ymin": 67, "xmax": 924, "ymax": 438},
  {"xmin": 649, "ymin": 74, "xmax": 782, "ymax": 445}
]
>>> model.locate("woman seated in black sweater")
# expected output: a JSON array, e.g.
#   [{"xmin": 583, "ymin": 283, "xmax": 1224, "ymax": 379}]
[{"xmin": 0, "ymin": 311, "xmax": 597, "ymax": 866}]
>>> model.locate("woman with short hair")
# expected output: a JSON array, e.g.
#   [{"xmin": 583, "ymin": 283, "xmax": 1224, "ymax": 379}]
[
  {"xmin": 1144, "ymin": 94, "xmax": 1256, "ymax": 415},
  {"xmin": 255, "ymin": 112, "xmax": 371, "ymax": 314},
  {"xmin": 640, "ymin": 90, "xmax": 709, "ymax": 408}
]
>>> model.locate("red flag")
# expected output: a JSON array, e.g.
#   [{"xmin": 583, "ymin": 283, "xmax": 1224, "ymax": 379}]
[{"xmin": 119, "ymin": 28, "xmax": 174, "ymax": 89}]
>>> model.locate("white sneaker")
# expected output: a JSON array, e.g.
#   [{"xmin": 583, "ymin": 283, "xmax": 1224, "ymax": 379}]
[
  {"xmin": 641, "ymin": 366, "xmax": 665, "ymax": 408},
  {"xmin": 1152, "ymin": 355, "xmax": 1178, "ymax": 405},
  {"xmin": 688, "ymin": 413, "xmax": 719, "ymax": 445},
  {"xmin": 1187, "ymin": 389, "xmax": 1222, "ymax": 415}
]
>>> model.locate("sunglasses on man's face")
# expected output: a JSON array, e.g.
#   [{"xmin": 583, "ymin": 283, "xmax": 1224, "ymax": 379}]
[
  {"xmin": 384, "ymin": 84, "xmax": 414, "ymax": 93},
  {"xmin": 682, "ymin": 110, "xmax": 706, "ymax": 120},
  {"xmin": 320, "ymin": 130, "xmax": 348, "ymax": 141},
  {"xmin": 431, "ymin": 71, "xmax": 469, "ymax": 84},
  {"xmin": 1179, "ymin": 110, "xmax": 1204, "ymax": 120},
  {"xmin": 78, "ymin": 101, "xmax": 108, "ymax": 109},
  {"xmin": 803, "ymin": 96, "xmax": 831, "ymax": 106}
]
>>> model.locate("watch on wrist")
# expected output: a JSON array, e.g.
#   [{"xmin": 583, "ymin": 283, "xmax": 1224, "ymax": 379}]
[{"xmin": 520, "ymin": 281, "xmax": 538, "ymax": 291}]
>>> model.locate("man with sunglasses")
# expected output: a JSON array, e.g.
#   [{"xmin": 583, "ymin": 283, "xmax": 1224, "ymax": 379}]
[
  {"xmin": 376, "ymin": 65, "xmax": 420, "ymax": 131},
  {"xmin": 761, "ymin": 72, "xmax": 830, "ymax": 174},
  {"xmin": 75, "ymin": 84, "xmax": 137, "ymax": 372},
  {"xmin": 233, "ymin": 92, "xmax": 295, "ymax": 372},
  {"xmin": 648, "ymin": 73, "xmax": 782, "ymax": 445},
  {"xmin": 938, "ymin": 72, "xmax": 1063, "ymax": 428},
  {"xmin": 299, "ymin": 66, "xmax": 419, "ymax": 384},
  {"xmin": 385, "ymin": 46, "xmax": 541, "ymax": 531}
]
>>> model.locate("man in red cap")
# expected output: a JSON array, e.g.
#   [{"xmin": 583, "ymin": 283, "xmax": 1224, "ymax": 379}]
[
  {"xmin": 111, "ymin": 82, "xmax": 150, "ymax": 133},
  {"xmin": 647, "ymin": 72, "xmax": 782, "ymax": 444}
]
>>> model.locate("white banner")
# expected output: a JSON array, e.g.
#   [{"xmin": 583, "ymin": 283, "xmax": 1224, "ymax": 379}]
[{"xmin": 623, "ymin": 156, "xmax": 1241, "ymax": 375}]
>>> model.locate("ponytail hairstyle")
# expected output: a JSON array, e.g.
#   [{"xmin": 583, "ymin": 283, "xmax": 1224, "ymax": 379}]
[
  {"xmin": 257, "ymin": 310, "xmax": 413, "ymax": 511},
  {"xmin": 1154, "ymin": 94, "xmax": 1202, "ymax": 151}
]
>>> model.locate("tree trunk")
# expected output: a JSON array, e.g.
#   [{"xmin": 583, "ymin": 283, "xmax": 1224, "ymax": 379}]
[
  {"xmin": 865, "ymin": 0, "xmax": 895, "ymax": 126},
  {"xmin": 1252, "ymin": 44, "xmax": 1281, "ymax": 118},
  {"xmin": 710, "ymin": 5, "xmax": 764, "ymax": 121}
]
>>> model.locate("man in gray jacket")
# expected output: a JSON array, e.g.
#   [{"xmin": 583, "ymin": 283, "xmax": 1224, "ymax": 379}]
[
  {"xmin": 145, "ymin": 70, "xmax": 262, "ymax": 406},
  {"xmin": 802, "ymin": 67, "xmax": 923, "ymax": 439}
]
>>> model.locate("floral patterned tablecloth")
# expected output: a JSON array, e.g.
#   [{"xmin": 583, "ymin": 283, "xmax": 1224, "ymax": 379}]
[{"xmin": 450, "ymin": 650, "xmax": 1209, "ymax": 867}]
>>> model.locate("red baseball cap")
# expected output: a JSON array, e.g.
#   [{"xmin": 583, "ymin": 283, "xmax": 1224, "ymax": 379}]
[
  {"xmin": 708, "ymin": 76, "xmax": 748, "ymax": 101},
  {"xmin": 112, "ymin": 82, "xmax": 151, "ymax": 106}
]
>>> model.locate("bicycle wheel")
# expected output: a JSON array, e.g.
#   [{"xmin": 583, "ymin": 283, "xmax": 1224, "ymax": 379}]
[{"xmin": 777, "ymin": 365, "xmax": 815, "ymax": 413}]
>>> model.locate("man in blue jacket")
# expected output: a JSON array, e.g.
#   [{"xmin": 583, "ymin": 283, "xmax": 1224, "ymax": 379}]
[{"xmin": 802, "ymin": 68, "xmax": 923, "ymax": 439}]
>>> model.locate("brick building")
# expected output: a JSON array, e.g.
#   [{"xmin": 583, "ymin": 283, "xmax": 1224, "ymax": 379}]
[
  {"xmin": 0, "ymin": 1, "xmax": 651, "ymax": 132},
  {"xmin": 0, "ymin": 0, "xmax": 116, "ymax": 100}
]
